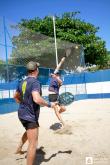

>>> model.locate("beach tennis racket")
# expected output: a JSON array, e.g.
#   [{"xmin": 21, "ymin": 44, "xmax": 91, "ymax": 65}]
[
  {"xmin": 59, "ymin": 92, "xmax": 74, "ymax": 106},
  {"xmin": 43, "ymin": 92, "xmax": 74, "ymax": 106}
]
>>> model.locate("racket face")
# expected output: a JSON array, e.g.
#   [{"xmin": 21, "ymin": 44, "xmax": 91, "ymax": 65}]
[{"xmin": 59, "ymin": 92, "xmax": 74, "ymax": 106}]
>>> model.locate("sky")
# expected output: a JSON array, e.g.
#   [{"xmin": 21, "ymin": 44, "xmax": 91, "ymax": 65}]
[{"xmin": 0, "ymin": 0, "xmax": 110, "ymax": 51}]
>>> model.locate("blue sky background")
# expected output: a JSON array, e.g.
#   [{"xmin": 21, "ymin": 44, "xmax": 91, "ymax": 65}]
[{"xmin": 0, "ymin": 0, "xmax": 110, "ymax": 50}]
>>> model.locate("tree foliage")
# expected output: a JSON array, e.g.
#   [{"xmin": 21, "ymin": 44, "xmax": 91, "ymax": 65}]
[{"xmin": 10, "ymin": 12, "xmax": 109, "ymax": 69}]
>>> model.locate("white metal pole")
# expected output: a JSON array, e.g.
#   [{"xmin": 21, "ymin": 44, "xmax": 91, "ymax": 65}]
[{"xmin": 53, "ymin": 16, "xmax": 58, "ymax": 67}]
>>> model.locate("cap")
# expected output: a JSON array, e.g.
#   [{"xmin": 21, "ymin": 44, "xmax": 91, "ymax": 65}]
[{"xmin": 26, "ymin": 61, "xmax": 40, "ymax": 71}]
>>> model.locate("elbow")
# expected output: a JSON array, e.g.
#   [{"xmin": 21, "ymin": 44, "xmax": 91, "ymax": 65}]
[
  {"xmin": 33, "ymin": 97, "xmax": 40, "ymax": 105},
  {"xmin": 13, "ymin": 94, "xmax": 21, "ymax": 103}
]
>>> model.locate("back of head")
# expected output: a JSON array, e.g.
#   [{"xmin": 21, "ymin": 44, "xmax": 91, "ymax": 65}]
[
  {"xmin": 26, "ymin": 61, "xmax": 40, "ymax": 73},
  {"xmin": 54, "ymin": 71, "xmax": 60, "ymax": 77},
  {"xmin": 55, "ymin": 71, "xmax": 60, "ymax": 75},
  {"xmin": 50, "ymin": 71, "xmax": 60, "ymax": 78}
]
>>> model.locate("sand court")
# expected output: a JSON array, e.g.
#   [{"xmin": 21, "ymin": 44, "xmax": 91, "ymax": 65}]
[{"xmin": 0, "ymin": 99, "xmax": 110, "ymax": 165}]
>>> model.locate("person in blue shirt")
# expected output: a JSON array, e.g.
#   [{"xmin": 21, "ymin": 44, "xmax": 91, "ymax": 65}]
[
  {"xmin": 48, "ymin": 71, "xmax": 66, "ymax": 126},
  {"xmin": 14, "ymin": 61, "xmax": 56, "ymax": 165}
]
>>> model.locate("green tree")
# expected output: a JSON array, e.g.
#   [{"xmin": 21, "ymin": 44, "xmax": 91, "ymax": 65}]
[
  {"xmin": 11, "ymin": 12, "xmax": 108, "ymax": 69},
  {"xmin": 0, "ymin": 60, "xmax": 5, "ymax": 64}
]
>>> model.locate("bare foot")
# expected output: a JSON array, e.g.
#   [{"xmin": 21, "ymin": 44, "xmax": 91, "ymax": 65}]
[{"xmin": 15, "ymin": 147, "xmax": 26, "ymax": 155}]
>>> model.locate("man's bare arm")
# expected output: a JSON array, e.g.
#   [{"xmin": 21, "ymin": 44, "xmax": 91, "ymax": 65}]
[
  {"xmin": 32, "ymin": 91, "xmax": 55, "ymax": 108},
  {"xmin": 14, "ymin": 91, "xmax": 21, "ymax": 103}
]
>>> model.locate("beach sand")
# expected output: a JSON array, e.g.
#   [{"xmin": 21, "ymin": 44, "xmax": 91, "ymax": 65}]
[{"xmin": 0, "ymin": 99, "xmax": 110, "ymax": 165}]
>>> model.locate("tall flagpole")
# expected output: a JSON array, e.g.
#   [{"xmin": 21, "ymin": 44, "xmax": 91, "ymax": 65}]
[{"xmin": 53, "ymin": 16, "xmax": 58, "ymax": 67}]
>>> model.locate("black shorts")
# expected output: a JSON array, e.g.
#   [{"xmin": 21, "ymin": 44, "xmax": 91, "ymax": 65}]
[
  {"xmin": 20, "ymin": 119, "xmax": 39, "ymax": 130},
  {"xmin": 49, "ymin": 94, "xmax": 59, "ymax": 102}
]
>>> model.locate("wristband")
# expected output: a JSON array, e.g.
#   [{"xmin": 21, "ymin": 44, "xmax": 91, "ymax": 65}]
[{"xmin": 47, "ymin": 102, "xmax": 51, "ymax": 108}]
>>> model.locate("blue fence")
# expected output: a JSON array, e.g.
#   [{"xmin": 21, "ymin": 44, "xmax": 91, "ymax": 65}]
[{"xmin": 0, "ymin": 69, "xmax": 110, "ymax": 114}]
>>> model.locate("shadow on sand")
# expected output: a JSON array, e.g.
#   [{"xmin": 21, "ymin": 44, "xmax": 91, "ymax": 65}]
[
  {"xmin": 49, "ymin": 123, "xmax": 62, "ymax": 130},
  {"xmin": 34, "ymin": 146, "xmax": 72, "ymax": 165},
  {"xmin": 50, "ymin": 123, "xmax": 72, "ymax": 135}
]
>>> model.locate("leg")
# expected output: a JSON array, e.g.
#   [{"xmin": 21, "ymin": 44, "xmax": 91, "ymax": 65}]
[
  {"xmin": 59, "ymin": 105, "xmax": 66, "ymax": 114},
  {"xmin": 15, "ymin": 131, "xmax": 27, "ymax": 154},
  {"xmin": 26, "ymin": 127, "xmax": 39, "ymax": 165},
  {"xmin": 49, "ymin": 94, "xmax": 65, "ymax": 126},
  {"xmin": 54, "ymin": 105, "xmax": 65, "ymax": 126}
]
